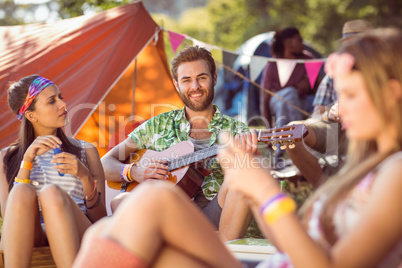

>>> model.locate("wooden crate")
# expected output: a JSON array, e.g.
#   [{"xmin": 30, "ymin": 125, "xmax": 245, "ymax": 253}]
[{"xmin": 0, "ymin": 246, "xmax": 56, "ymax": 268}]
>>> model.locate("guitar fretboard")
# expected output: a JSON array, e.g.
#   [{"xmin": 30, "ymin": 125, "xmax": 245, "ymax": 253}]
[
  {"xmin": 166, "ymin": 124, "xmax": 306, "ymax": 172},
  {"xmin": 168, "ymin": 145, "xmax": 219, "ymax": 171}
]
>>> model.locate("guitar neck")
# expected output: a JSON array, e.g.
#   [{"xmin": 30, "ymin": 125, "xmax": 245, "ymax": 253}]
[
  {"xmin": 168, "ymin": 124, "xmax": 306, "ymax": 171},
  {"xmin": 168, "ymin": 131, "xmax": 264, "ymax": 171},
  {"xmin": 168, "ymin": 145, "xmax": 219, "ymax": 171}
]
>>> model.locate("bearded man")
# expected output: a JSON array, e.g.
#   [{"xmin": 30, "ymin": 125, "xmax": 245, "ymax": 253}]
[{"xmin": 101, "ymin": 46, "xmax": 258, "ymax": 241}]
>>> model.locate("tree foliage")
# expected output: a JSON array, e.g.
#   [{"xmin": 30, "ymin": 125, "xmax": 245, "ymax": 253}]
[
  {"xmin": 0, "ymin": 0, "xmax": 131, "ymax": 25},
  {"xmin": 1, "ymin": 0, "xmax": 401, "ymax": 55},
  {"xmin": 204, "ymin": 0, "xmax": 402, "ymax": 55},
  {"xmin": 57, "ymin": 0, "xmax": 131, "ymax": 18}
]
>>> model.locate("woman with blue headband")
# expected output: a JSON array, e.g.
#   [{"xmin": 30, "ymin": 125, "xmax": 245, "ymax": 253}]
[{"xmin": 0, "ymin": 75, "xmax": 106, "ymax": 267}]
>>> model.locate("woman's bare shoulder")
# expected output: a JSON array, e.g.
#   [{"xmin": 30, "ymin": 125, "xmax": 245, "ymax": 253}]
[
  {"xmin": 378, "ymin": 152, "xmax": 402, "ymax": 174},
  {"xmin": 372, "ymin": 151, "xmax": 402, "ymax": 190}
]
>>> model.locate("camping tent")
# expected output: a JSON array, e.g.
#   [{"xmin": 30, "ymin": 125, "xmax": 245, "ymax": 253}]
[{"xmin": 0, "ymin": 1, "xmax": 183, "ymax": 156}]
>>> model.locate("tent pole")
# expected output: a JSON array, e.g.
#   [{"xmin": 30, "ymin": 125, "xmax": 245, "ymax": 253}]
[{"xmin": 132, "ymin": 59, "xmax": 137, "ymax": 117}]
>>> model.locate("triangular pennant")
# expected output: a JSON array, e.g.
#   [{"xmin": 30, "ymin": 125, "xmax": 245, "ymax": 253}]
[
  {"xmin": 276, "ymin": 59, "xmax": 297, "ymax": 87},
  {"xmin": 168, "ymin": 30, "xmax": 186, "ymax": 53},
  {"xmin": 250, "ymin": 55, "xmax": 270, "ymax": 82},
  {"xmin": 305, "ymin": 61, "xmax": 324, "ymax": 89},
  {"xmin": 191, "ymin": 38, "xmax": 216, "ymax": 51},
  {"xmin": 222, "ymin": 50, "xmax": 239, "ymax": 81}
]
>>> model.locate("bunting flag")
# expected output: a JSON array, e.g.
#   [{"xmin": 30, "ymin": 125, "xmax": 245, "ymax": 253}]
[
  {"xmin": 190, "ymin": 37, "xmax": 217, "ymax": 51},
  {"xmin": 250, "ymin": 55, "xmax": 270, "ymax": 82},
  {"xmin": 168, "ymin": 30, "xmax": 186, "ymax": 53},
  {"xmin": 222, "ymin": 50, "xmax": 239, "ymax": 81},
  {"xmin": 305, "ymin": 61, "xmax": 324, "ymax": 89},
  {"xmin": 277, "ymin": 59, "xmax": 297, "ymax": 87},
  {"xmin": 164, "ymin": 28, "xmax": 327, "ymax": 90}
]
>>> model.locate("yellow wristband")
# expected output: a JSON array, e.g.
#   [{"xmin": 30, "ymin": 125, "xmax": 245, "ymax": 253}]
[
  {"xmin": 127, "ymin": 162, "xmax": 137, "ymax": 182},
  {"xmin": 262, "ymin": 197, "xmax": 296, "ymax": 225},
  {"xmin": 14, "ymin": 177, "xmax": 31, "ymax": 184},
  {"xmin": 20, "ymin": 161, "xmax": 33, "ymax": 170}
]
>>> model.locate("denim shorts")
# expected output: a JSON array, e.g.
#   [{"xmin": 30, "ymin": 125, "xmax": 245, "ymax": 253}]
[{"xmin": 193, "ymin": 190, "xmax": 222, "ymax": 230}]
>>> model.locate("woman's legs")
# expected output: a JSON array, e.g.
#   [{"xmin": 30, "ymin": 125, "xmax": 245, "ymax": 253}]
[
  {"xmin": 153, "ymin": 244, "xmax": 222, "ymax": 268},
  {"xmin": 74, "ymin": 180, "xmax": 242, "ymax": 268},
  {"xmin": 39, "ymin": 184, "xmax": 92, "ymax": 268},
  {"xmin": 2, "ymin": 184, "xmax": 47, "ymax": 268}
]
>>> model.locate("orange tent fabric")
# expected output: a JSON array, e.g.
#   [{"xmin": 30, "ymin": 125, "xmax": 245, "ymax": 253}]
[
  {"xmin": 0, "ymin": 2, "xmax": 183, "ymax": 154},
  {"xmin": 76, "ymin": 33, "xmax": 184, "ymax": 156}
]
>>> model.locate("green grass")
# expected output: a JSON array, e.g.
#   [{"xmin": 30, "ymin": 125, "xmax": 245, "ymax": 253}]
[{"xmin": 244, "ymin": 218, "xmax": 264, "ymax": 239}]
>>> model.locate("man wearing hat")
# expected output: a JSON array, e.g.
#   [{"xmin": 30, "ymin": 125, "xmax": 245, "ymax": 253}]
[
  {"xmin": 314, "ymin": 19, "xmax": 373, "ymax": 116},
  {"xmin": 284, "ymin": 19, "xmax": 373, "ymax": 188},
  {"xmin": 341, "ymin": 19, "xmax": 373, "ymax": 41}
]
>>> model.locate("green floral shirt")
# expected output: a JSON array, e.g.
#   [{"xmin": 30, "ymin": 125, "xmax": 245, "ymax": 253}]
[{"xmin": 129, "ymin": 105, "xmax": 249, "ymax": 199}]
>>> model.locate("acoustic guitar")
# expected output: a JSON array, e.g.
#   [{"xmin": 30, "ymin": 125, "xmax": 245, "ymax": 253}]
[{"xmin": 107, "ymin": 124, "xmax": 308, "ymax": 198}]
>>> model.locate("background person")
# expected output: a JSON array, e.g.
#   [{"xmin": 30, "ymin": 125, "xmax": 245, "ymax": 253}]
[
  {"xmin": 285, "ymin": 19, "xmax": 373, "ymax": 187},
  {"xmin": 259, "ymin": 27, "xmax": 314, "ymax": 129},
  {"xmin": 259, "ymin": 27, "xmax": 314, "ymax": 169}
]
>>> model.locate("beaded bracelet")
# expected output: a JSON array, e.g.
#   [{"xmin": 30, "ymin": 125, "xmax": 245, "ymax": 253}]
[
  {"xmin": 120, "ymin": 165, "xmax": 125, "ymax": 182},
  {"xmin": 85, "ymin": 180, "xmax": 98, "ymax": 201},
  {"xmin": 120, "ymin": 164, "xmax": 131, "ymax": 182},
  {"xmin": 85, "ymin": 192, "xmax": 102, "ymax": 209},
  {"xmin": 20, "ymin": 161, "xmax": 33, "ymax": 170},
  {"xmin": 261, "ymin": 195, "xmax": 296, "ymax": 225}
]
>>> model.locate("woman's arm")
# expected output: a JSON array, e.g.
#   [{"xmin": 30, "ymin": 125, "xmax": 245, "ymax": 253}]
[
  {"xmin": 325, "ymin": 158, "xmax": 402, "ymax": 267},
  {"xmin": 52, "ymin": 140, "xmax": 107, "ymax": 222},
  {"xmin": 1, "ymin": 136, "xmax": 62, "ymax": 216},
  {"xmin": 0, "ymin": 149, "xmax": 9, "ymax": 217},
  {"xmin": 82, "ymin": 142, "xmax": 107, "ymax": 222},
  {"xmin": 281, "ymin": 157, "xmax": 402, "ymax": 268},
  {"xmin": 219, "ymin": 133, "xmax": 402, "ymax": 267}
]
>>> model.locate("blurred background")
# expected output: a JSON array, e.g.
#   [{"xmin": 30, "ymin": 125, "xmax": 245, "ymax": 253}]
[
  {"xmin": 1, "ymin": 0, "xmax": 401, "ymax": 56},
  {"xmin": 3, "ymin": 0, "xmax": 401, "ymax": 123}
]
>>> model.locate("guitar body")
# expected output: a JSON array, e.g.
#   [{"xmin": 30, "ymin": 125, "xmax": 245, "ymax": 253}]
[{"xmin": 107, "ymin": 141, "xmax": 205, "ymax": 197}]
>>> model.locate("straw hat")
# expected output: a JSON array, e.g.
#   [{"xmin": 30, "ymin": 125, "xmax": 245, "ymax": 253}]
[{"xmin": 341, "ymin": 19, "xmax": 373, "ymax": 40}]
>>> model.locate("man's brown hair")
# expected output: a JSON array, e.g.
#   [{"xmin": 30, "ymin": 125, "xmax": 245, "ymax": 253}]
[{"xmin": 171, "ymin": 46, "xmax": 216, "ymax": 81}]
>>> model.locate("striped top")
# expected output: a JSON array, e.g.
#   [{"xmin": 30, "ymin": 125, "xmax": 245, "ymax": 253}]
[{"xmin": 30, "ymin": 140, "xmax": 87, "ymax": 213}]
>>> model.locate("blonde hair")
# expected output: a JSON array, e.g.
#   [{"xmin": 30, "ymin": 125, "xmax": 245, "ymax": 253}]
[{"xmin": 300, "ymin": 28, "xmax": 402, "ymax": 244}]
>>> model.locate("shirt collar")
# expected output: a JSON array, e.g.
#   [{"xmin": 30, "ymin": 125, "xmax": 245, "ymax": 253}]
[{"xmin": 174, "ymin": 104, "xmax": 222, "ymax": 122}]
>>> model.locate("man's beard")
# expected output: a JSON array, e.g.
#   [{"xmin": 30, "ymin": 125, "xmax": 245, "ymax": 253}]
[{"xmin": 179, "ymin": 82, "xmax": 214, "ymax": 112}]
